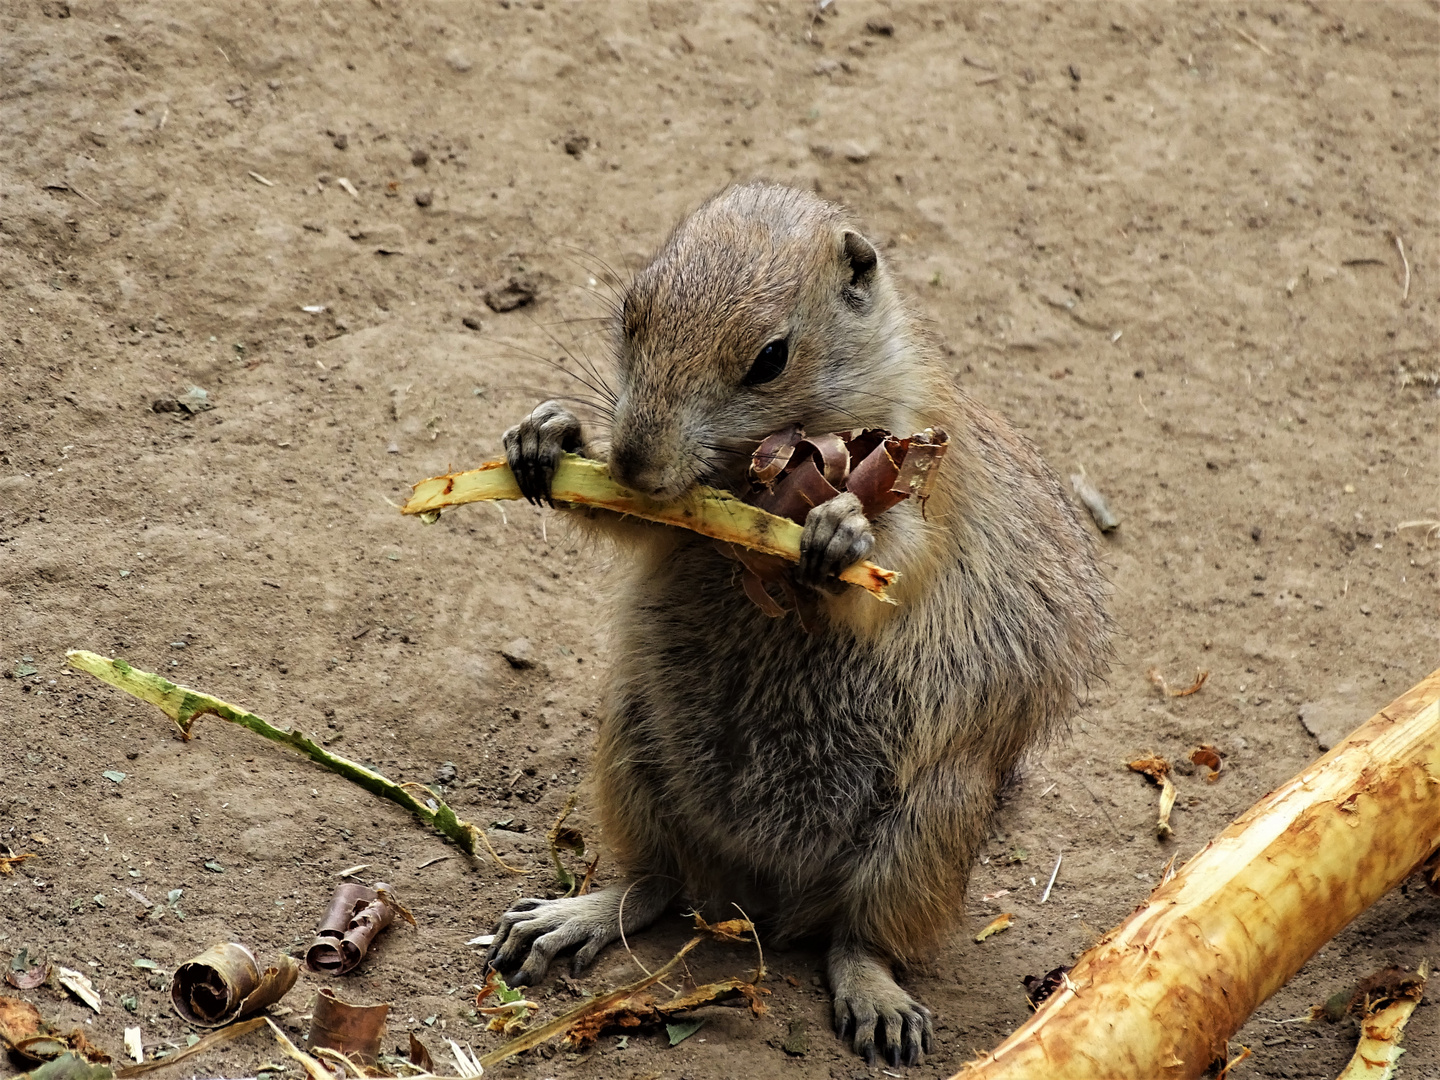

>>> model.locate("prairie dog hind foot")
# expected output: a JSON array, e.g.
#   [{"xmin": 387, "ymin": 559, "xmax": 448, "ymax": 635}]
[{"xmin": 829, "ymin": 941, "xmax": 934, "ymax": 1067}]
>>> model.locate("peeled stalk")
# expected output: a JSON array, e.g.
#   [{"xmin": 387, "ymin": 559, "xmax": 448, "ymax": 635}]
[
  {"xmin": 402, "ymin": 455, "xmax": 898, "ymax": 601},
  {"xmin": 951, "ymin": 666, "xmax": 1440, "ymax": 1080}
]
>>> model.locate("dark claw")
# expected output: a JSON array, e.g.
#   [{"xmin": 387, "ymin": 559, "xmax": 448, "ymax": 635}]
[
  {"xmin": 887, "ymin": 1043, "xmax": 901, "ymax": 1069},
  {"xmin": 861, "ymin": 1042, "xmax": 876, "ymax": 1067}
]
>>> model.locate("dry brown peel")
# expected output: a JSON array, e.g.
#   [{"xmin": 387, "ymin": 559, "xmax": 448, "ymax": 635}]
[
  {"xmin": 170, "ymin": 945, "xmax": 298, "ymax": 1027},
  {"xmin": 1128, "ymin": 755, "xmax": 1177, "ymax": 839},
  {"xmin": 0, "ymin": 849, "xmax": 38, "ymax": 875},
  {"xmin": 306, "ymin": 885, "xmax": 401, "ymax": 975},
  {"xmin": 305, "ymin": 988, "xmax": 389, "ymax": 1066},
  {"xmin": 1190, "ymin": 744, "xmax": 1226, "ymax": 783},
  {"xmin": 974, "ymin": 914, "xmax": 1014, "ymax": 943},
  {"xmin": 1148, "ymin": 667, "xmax": 1210, "ymax": 698}
]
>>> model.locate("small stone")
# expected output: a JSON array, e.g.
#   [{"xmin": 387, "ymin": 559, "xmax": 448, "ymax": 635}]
[
  {"xmin": 841, "ymin": 141, "xmax": 872, "ymax": 163},
  {"xmin": 435, "ymin": 762, "xmax": 458, "ymax": 786},
  {"xmin": 461, "ymin": 313, "xmax": 484, "ymax": 331},
  {"xmin": 332, "ymin": 133, "xmax": 349, "ymax": 150},
  {"xmin": 501, "ymin": 638, "xmax": 535, "ymax": 669},
  {"xmin": 1250, "ymin": 525, "xmax": 1262, "ymax": 542},
  {"xmin": 446, "ymin": 49, "xmax": 473, "ymax": 73},
  {"xmin": 782, "ymin": 1019, "xmax": 808, "ymax": 1056},
  {"xmin": 864, "ymin": 18, "xmax": 894, "ymax": 36},
  {"xmin": 563, "ymin": 132, "xmax": 590, "ymax": 157},
  {"xmin": 386, "ymin": 442, "xmax": 400, "ymax": 454},
  {"xmin": 484, "ymin": 275, "xmax": 539, "ymax": 313},
  {"xmin": 411, "ymin": 148, "xmax": 430, "ymax": 167},
  {"xmin": 414, "ymin": 189, "xmax": 433, "ymax": 208}
]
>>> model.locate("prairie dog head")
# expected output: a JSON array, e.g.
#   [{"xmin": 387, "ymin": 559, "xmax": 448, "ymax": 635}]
[{"xmin": 607, "ymin": 182, "xmax": 930, "ymax": 498}]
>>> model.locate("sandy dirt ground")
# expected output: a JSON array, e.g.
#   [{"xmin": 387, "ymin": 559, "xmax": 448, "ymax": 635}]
[{"xmin": 2, "ymin": 2, "xmax": 1438, "ymax": 1078}]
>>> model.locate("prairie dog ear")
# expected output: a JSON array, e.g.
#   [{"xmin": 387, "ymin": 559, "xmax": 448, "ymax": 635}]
[
  {"xmin": 840, "ymin": 230, "xmax": 881, "ymax": 311},
  {"xmin": 840, "ymin": 230, "xmax": 878, "ymax": 307}
]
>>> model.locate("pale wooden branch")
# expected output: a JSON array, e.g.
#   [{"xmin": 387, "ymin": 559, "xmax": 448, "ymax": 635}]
[{"xmin": 951, "ymin": 666, "xmax": 1440, "ymax": 1080}]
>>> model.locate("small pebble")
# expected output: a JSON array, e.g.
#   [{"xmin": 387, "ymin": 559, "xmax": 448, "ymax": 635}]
[
  {"xmin": 414, "ymin": 189, "xmax": 433, "ymax": 208},
  {"xmin": 411, "ymin": 148, "xmax": 429, "ymax": 167},
  {"xmin": 501, "ymin": 638, "xmax": 535, "ymax": 669}
]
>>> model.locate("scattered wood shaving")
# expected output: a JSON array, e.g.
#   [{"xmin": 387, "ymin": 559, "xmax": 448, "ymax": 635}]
[
  {"xmin": 123, "ymin": 1028, "xmax": 142, "ymax": 1064},
  {"xmin": 1147, "ymin": 667, "xmax": 1209, "ymax": 697},
  {"xmin": 1040, "ymin": 851, "xmax": 1063, "ymax": 903},
  {"xmin": 247, "ymin": 171, "xmax": 275, "ymax": 187},
  {"xmin": 1394, "ymin": 234, "xmax": 1410, "ymax": 303},
  {"xmin": 974, "ymin": 913, "xmax": 1014, "ymax": 942},
  {"xmin": 1335, "ymin": 962, "xmax": 1427, "ymax": 1080},
  {"xmin": 116, "ymin": 1016, "xmax": 267, "ymax": 1077},
  {"xmin": 336, "ymin": 177, "xmax": 359, "ymax": 198}
]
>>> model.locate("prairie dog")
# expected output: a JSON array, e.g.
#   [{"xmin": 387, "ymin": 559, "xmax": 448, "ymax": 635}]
[{"xmin": 487, "ymin": 182, "xmax": 1110, "ymax": 1066}]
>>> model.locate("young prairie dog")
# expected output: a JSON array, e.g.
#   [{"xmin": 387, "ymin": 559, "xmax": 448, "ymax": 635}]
[{"xmin": 487, "ymin": 182, "xmax": 1110, "ymax": 1067}]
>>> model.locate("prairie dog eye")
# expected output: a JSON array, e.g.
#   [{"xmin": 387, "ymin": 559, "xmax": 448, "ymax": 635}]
[{"xmin": 742, "ymin": 338, "xmax": 789, "ymax": 386}]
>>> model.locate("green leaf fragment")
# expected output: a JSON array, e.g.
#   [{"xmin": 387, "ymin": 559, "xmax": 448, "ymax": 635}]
[
  {"xmin": 133, "ymin": 958, "xmax": 159, "ymax": 970},
  {"xmin": 204, "ymin": 861, "xmax": 225, "ymax": 873},
  {"xmin": 666, "ymin": 1019, "xmax": 704, "ymax": 1046},
  {"xmin": 103, "ymin": 770, "xmax": 126, "ymax": 783},
  {"xmin": 15, "ymin": 664, "xmax": 38, "ymax": 677}
]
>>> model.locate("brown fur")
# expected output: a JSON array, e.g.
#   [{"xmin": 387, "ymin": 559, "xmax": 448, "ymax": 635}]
[{"xmin": 489, "ymin": 182, "xmax": 1111, "ymax": 1065}]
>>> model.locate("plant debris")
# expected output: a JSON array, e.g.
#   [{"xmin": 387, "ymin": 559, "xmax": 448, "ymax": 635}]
[
  {"xmin": 974, "ymin": 914, "xmax": 1014, "ymax": 942},
  {"xmin": 7, "ymin": 949, "xmax": 50, "ymax": 990},
  {"xmin": 0, "ymin": 996, "xmax": 110, "ymax": 1066},
  {"xmin": 729, "ymin": 425, "xmax": 948, "ymax": 619},
  {"xmin": 1022, "ymin": 967, "xmax": 1070, "ymax": 1010},
  {"xmin": 1147, "ymin": 667, "xmax": 1210, "ymax": 698},
  {"xmin": 475, "ymin": 970, "xmax": 535, "ymax": 1037},
  {"xmin": 305, "ymin": 988, "xmax": 390, "ymax": 1065},
  {"xmin": 54, "ymin": 967, "xmax": 101, "ymax": 1013},
  {"xmin": 13, "ymin": 1053, "xmax": 114, "ymax": 1080},
  {"xmin": 406, "ymin": 1033, "xmax": 434, "ymax": 1073},
  {"xmin": 477, "ymin": 915, "xmax": 768, "ymax": 1067},
  {"xmin": 306, "ymin": 884, "xmax": 406, "ymax": 975},
  {"xmin": 1334, "ymin": 962, "xmax": 1427, "ymax": 1080},
  {"xmin": 1189, "ymin": 744, "xmax": 1226, "ymax": 782},
  {"xmin": 0, "ymin": 845, "xmax": 38, "ymax": 875},
  {"xmin": 1069, "ymin": 469, "xmax": 1119, "ymax": 532},
  {"xmin": 545, "ymin": 793, "xmax": 586, "ymax": 895},
  {"xmin": 1127, "ymin": 755, "xmax": 1177, "ymax": 839},
  {"xmin": 169, "ymin": 944, "xmax": 298, "ymax": 1027},
  {"xmin": 66, "ymin": 651, "xmax": 517, "ymax": 872}
]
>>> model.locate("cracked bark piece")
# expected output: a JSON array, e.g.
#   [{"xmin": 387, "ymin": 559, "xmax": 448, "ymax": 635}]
[
  {"xmin": 797, "ymin": 432, "xmax": 851, "ymax": 487},
  {"xmin": 892, "ymin": 427, "xmax": 949, "ymax": 503},
  {"xmin": 845, "ymin": 438, "xmax": 906, "ymax": 518},
  {"xmin": 305, "ymin": 883, "xmax": 399, "ymax": 975}
]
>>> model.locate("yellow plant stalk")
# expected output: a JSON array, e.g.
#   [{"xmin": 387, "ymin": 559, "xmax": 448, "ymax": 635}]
[
  {"xmin": 402, "ymin": 454, "xmax": 899, "ymax": 602},
  {"xmin": 951, "ymin": 667, "xmax": 1440, "ymax": 1080}
]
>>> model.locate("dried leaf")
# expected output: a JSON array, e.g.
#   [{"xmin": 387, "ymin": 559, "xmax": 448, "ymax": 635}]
[
  {"xmin": 305, "ymin": 988, "xmax": 390, "ymax": 1066},
  {"xmin": 891, "ymin": 428, "xmax": 949, "ymax": 504},
  {"xmin": 264, "ymin": 1018, "xmax": 336, "ymax": 1080},
  {"xmin": 974, "ymin": 913, "xmax": 1014, "ymax": 942},
  {"xmin": 757, "ymin": 456, "xmax": 840, "ymax": 524},
  {"xmin": 406, "ymin": 1033, "xmax": 434, "ymax": 1073},
  {"xmin": 845, "ymin": 439, "xmax": 905, "ymax": 518},
  {"xmin": 305, "ymin": 884, "xmax": 400, "ymax": 975},
  {"xmin": 0, "ymin": 995, "xmax": 45, "ymax": 1052},
  {"xmin": 1189, "ymin": 744, "xmax": 1226, "ymax": 782},
  {"xmin": 170, "ymin": 944, "xmax": 298, "ymax": 1027}
]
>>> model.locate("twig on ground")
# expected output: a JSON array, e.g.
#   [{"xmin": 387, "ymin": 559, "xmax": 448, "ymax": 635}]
[
  {"xmin": 66, "ymin": 651, "xmax": 520, "ymax": 874},
  {"xmin": 1393, "ymin": 234, "xmax": 1411, "ymax": 303}
]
